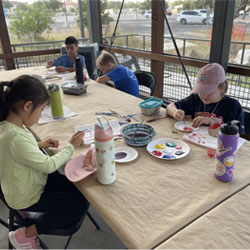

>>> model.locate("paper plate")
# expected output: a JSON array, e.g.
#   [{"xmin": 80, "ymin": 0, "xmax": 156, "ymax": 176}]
[
  {"xmin": 65, "ymin": 155, "xmax": 96, "ymax": 182},
  {"xmin": 146, "ymin": 138, "xmax": 190, "ymax": 160},
  {"xmin": 174, "ymin": 121, "xmax": 199, "ymax": 132},
  {"xmin": 114, "ymin": 146, "xmax": 138, "ymax": 163}
]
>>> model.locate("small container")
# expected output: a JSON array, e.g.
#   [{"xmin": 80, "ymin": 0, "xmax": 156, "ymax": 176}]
[
  {"xmin": 48, "ymin": 84, "xmax": 64, "ymax": 119},
  {"xmin": 95, "ymin": 117, "xmax": 116, "ymax": 185},
  {"xmin": 139, "ymin": 97, "xmax": 163, "ymax": 116},
  {"xmin": 122, "ymin": 123, "xmax": 155, "ymax": 147},
  {"xmin": 214, "ymin": 121, "xmax": 239, "ymax": 182}
]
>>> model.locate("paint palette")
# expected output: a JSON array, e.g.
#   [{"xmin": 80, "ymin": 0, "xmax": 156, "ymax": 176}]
[
  {"xmin": 175, "ymin": 121, "xmax": 199, "ymax": 132},
  {"xmin": 146, "ymin": 138, "xmax": 190, "ymax": 160},
  {"xmin": 114, "ymin": 146, "xmax": 138, "ymax": 163}
]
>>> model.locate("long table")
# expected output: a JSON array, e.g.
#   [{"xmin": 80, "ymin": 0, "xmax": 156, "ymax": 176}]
[
  {"xmin": 155, "ymin": 184, "xmax": 250, "ymax": 249},
  {"xmin": 1, "ymin": 67, "xmax": 250, "ymax": 249}
]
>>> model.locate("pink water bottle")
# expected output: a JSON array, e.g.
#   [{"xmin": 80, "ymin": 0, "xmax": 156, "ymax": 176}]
[
  {"xmin": 94, "ymin": 117, "xmax": 116, "ymax": 185},
  {"xmin": 214, "ymin": 121, "xmax": 239, "ymax": 182}
]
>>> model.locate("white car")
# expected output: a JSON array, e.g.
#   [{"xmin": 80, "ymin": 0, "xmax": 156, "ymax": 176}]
[
  {"xmin": 144, "ymin": 11, "xmax": 152, "ymax": 18},
  {"xmin": 195, "ymin": 9, "xmax": 214, "ymax": 18},
  {"xmin": 177, "ymin": 10, "xmax": 211, "ymax": 24}
]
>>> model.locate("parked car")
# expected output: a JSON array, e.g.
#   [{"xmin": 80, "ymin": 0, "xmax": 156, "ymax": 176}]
[
  {"xmin": 177, "ymin": 10, "xmax": 211, "ymax": 24},
  {"xmin": 195, "ymin": 9, "xmax": 214, "ymax": 18},
  {"xmin": 144, "ymin": 11, "xmax": 152, "ymax": 18}
]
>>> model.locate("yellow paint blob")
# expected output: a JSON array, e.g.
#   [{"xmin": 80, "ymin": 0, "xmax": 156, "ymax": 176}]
[{"xmin": 155, "ymin": 144, "xmax": 165, "ymax": 149}]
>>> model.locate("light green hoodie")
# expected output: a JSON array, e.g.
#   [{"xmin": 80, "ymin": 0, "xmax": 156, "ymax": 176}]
[{"xmin": 0, "ymin": 121, "xmax": 74, "ymax": 209}]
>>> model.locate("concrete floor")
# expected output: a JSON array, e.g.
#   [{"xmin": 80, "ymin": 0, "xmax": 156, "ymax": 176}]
[{"xmin": 0, "ymin": 202, "xmax": 126, "ymax": 249}]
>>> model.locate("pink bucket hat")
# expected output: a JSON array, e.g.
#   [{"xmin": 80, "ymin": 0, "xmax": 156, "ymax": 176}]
[
  {"xmin": 65, "ymin": 148, "xmax": 96, "ymax": 182},
  {"xmin": 192, "ymin": 63, "xmax": 226, "ymax": 95}
]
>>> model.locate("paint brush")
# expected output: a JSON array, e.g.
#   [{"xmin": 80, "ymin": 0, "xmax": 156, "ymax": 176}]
[
  {"xmin": 178, "ymin": 103, "xmax": 185, "ymax": 125},
  {"xmin": 147, "ymin": 115, "xmax": 168, "ymax": 123},
  {"xmin": 133, "ymin": 120, "xmax": 144, "ymax": 138}
]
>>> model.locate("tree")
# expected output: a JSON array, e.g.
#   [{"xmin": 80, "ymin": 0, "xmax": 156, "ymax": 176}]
[
  {"xmin": 76, "ymin": 0, "xmax": 113, "ymax": 29},
  {"xmin": 139, "ymin": 0, "xmax": 151, "ymax": 10},
  {"xmin": 33, "ymin": 0, "xmax": 63, "ymax": 13},
  {"xmin": 235, "ymin": 0, "xmax": 250, "ymax": 19},
  {"xmin": 9, "ymin": 4, "xmax": 54, "ymax": 42},
  {"xmin": 3, "ymin": 0, "xmax": 13, "ymax": 9}
]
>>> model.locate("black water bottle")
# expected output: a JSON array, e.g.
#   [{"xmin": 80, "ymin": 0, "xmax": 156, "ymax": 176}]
[{"xmin": 75, "ymin": 56, "xmax": 84, "ymax": 84}]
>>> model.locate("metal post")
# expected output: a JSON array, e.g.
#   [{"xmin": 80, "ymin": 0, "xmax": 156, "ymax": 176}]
[
  {"xmin": 209, "ymin": 0, "xmax": 235, "ymax": 71},
  {"xmin": 78, "ymin": 0, "xmax": 85, "ymax": 38},
  {"xmin": 86, "ymin": 0, "xmax": 101, "ymax": 44}
]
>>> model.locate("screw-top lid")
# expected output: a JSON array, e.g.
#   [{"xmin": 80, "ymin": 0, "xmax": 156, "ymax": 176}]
[
  {"xmin": 94, "ymin": 117, "xmax": 113, "ymax": 142},
  {"xmin": 48, "ymin": 84, "xmax": 59, "ymax": 92},
  {"xmin": 220, "ymin": 121, "xmax": 239, "ymax": 135}
]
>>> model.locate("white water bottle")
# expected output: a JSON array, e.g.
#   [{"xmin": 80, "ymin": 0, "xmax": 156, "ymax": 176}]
[{"xmin": 94, "ymin": 117, "xmax": 116, "ymax": 185}]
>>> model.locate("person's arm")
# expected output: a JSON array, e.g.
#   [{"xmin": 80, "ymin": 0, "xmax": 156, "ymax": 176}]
[
  {"xmin": 55, "ymin": 66, "xmax": 75, "ymax": 73},
  {"xmin": 10, "ymin": 132, "xmax": 84, "ymax": 174},
  {"xmin": 38, "ymin": 138, "xmax": 59, "ymax": 149},
  {"xmin": 167, "ymin": 102, "xmax": 185, "ymax": 121},
  {"xmin": 96, "ymin": 75, "xmax": 111, "ymax": 83}
]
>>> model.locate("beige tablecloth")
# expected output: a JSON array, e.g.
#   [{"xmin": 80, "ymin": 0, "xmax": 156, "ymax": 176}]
[
  {"xmin": 156, "ymin": 184, "xmax": 250, "ymax": 249},
  {"xmin": 2, "ymin": 67, "xmax": 250, "ymax": 249}
]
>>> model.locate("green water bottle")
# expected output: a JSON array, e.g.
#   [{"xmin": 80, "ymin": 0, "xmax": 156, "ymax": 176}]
[{"xmin": 48, "ymin": 84, "xmax": 64, "ymax": 119}]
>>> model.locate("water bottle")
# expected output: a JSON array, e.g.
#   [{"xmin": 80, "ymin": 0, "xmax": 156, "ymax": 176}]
[
  {"xmin": 94, "ymin": 117, "xmax": 116, "ymax": 185},
  {"xmin": 48, "ymin": 84, "xmax": 64, "ymax": 119},
  {"xmin": 214, "ymin": 121, "xmax": 239, "ymax": 182},
  {"xmin": 75, "ymin": 56, "xmax": 84, "ymax": 84}
]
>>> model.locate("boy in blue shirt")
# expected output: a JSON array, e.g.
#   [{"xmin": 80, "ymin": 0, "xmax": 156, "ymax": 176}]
[
  {"xmin": 96, "ymin": 51, "xmax": 139, "ymax": 98},
  {"xmin": 46, "ymin": 36, "xmax": 86, "ymax": 73}
]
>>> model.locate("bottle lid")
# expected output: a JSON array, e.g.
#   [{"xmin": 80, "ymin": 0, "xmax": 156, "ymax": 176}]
[
  {"xmin": 220, "ymin": 120, "xmax": 239, "ymax": 135},
  {"xmin": 48, "ymin": 84, "xmax": 59, "ymax": 92},
  {"xmin": 94, "ymin": 117, "xmax": 113, "ymax": 142}
]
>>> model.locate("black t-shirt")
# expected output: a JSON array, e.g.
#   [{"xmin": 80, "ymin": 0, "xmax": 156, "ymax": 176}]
[{"xmin": 175, "ymin": 94, "xmax": 245, "ymax": 134}]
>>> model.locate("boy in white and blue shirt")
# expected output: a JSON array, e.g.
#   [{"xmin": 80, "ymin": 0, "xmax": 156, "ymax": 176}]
[{"xmin": 46, "ymin": 36, "xmax": 86, "ymax": 73}]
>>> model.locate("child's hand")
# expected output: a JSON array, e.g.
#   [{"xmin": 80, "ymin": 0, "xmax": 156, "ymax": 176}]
[
  {"xmin": 70, "ymin": 131, "xmax": 85, "ymax": 149},
  {"xmin": 46, "ymin": 60, "xmax": 54, "ymax": 68},
  {"xmin": 192, "ymin": 116, "xmax": 217, "ymax": 128},
  {"xmin": 173, "ymin": 109, "xmax": 185, "ymax": 121},
  {"xmin": 38, "ymin": 139, "xmax": 59, "ymax": 149}
]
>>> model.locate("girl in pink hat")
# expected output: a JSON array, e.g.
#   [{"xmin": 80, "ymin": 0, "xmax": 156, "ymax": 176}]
[{"xmin": 166, "ymin": 63, "xmax": 245, "ymax": 134}]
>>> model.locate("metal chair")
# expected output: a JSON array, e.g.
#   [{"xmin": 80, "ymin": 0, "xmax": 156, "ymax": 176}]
[
  {"xmin": 134, "ymin": 70, "xmax": 157, "ymax": 96},
  {"xmin": 0, "ymin": 187, "xmax": 99, "ymax": 249}
]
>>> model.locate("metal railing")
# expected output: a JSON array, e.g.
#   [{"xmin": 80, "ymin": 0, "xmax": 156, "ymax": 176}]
[{"xmin": 1, "ymin": 35, "xmax": 250, "ymax": 111}]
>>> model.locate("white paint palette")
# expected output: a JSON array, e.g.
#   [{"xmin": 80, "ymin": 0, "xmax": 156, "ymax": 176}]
[{"xmin": 146, "ymin": 138, "xmax": 190, "ymax": 160}]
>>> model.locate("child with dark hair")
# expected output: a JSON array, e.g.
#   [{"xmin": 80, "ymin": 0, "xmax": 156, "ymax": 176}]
[
  {"xmin": 0, "ymin": 75, "xmax": 88, "ymax": 249},
  {"xmin": 96, "ymin": 50, "xmax": 140, "ymax": 97},
  {"xmin": 167, "ymin": 63, "xmax": 245, "ymax": 134},
  {"xmin": 46, "ymin": 36, "xmax": 86, "ymax": 73}
]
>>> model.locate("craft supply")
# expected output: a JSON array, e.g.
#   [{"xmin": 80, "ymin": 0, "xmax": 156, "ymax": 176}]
[
  {"xmin": 139, "ymin": 98, "xmax": 163, "ymax": 116},
  {"xmin": 48, "ymin": 84, "xmax": 64, "ymax": 119},
  {"xmin": 207, "ymin": 149, "xmax": 216, "ymax": 158},
  {"xmin": 214, "ymin": 121, "xmax": 239, "ymax": 182},
  {"xmin": 122, "ymin": 123, "xmax": 155, "ymax": 147},
  {"xmin": 147, "ymin": 138, "xmax": 190, "ymax": 160},
  {"xmin": 114, "ymin": 146, "xmax": 138, "ymax": 163},
  {"xmin": 147, "ymin": 115, "xmax": 168, "ymax": 123},
  {"xmin": 178, "ymin": 103, "xmax": 185, "ymax": 125},
  {"xmin": 133, "ymin": 120, "xmax": 144, "ymax": 138},
  {"xmin": 95, "ymin": 117, "xmax": 116, "ymax": 185}
]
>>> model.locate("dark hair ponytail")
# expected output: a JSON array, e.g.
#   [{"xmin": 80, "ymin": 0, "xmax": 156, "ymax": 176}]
[{"xmin": 0, "ymin": 75, "xmax": 50, "ymax": 122}]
